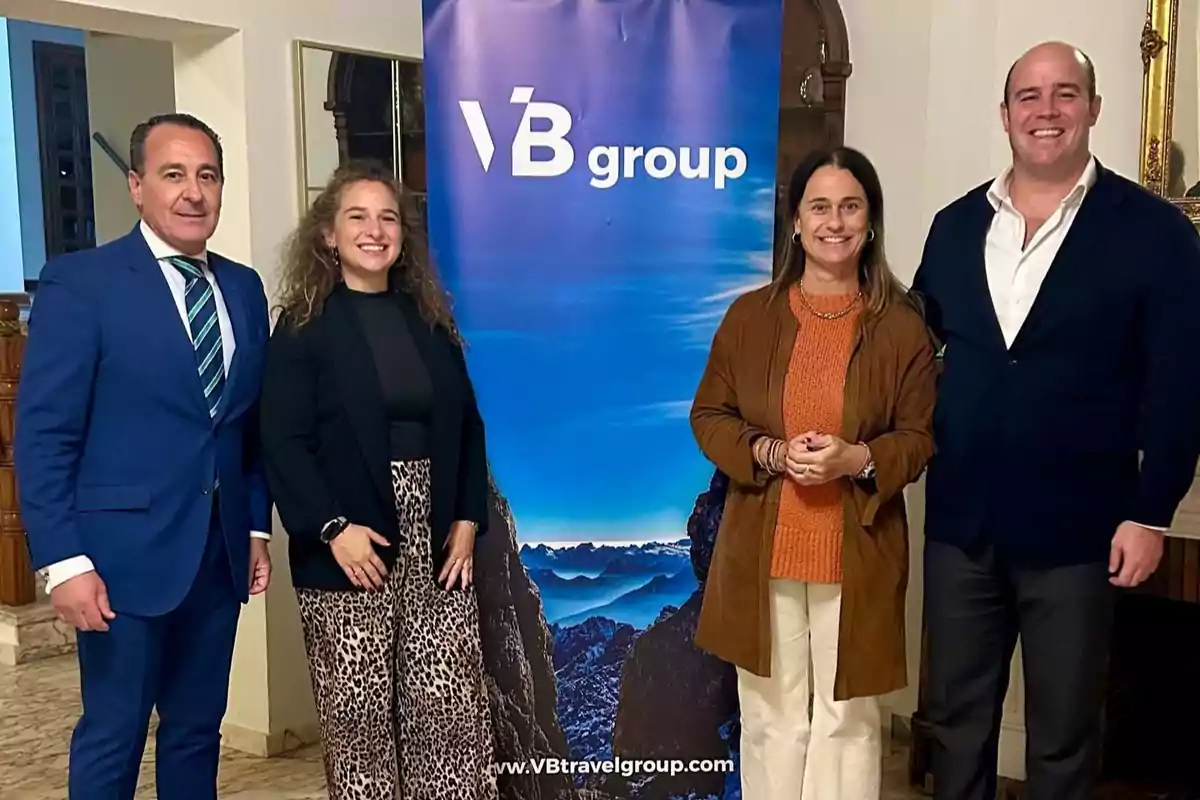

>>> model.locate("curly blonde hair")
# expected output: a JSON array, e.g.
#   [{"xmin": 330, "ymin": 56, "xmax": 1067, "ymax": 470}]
[{"xmin": 274, "ymin": 159, "xmax": 460, "ymax": 342}]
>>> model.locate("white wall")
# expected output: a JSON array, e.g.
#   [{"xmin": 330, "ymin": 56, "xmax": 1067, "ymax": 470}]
[
  {"xmin": 843, "ymin": 0, "xmax": 1143, "ymax": 288},
  {"xmin": 84, "ymin": 31, "xmax": 174, "ymax": 244}
]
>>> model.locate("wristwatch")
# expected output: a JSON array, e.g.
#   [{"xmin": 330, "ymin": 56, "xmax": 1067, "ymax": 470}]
[{"xmin": 319, "ymin": 516, "xmax": 350, "ymax": 544}]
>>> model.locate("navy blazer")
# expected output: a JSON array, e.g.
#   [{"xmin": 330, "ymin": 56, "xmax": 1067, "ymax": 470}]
[
  {"xmin": 912, "ymin": 163, "xmax": 1200, "ymax": 567},
  {"xmin": 15, "ymin": 225, "xmax": 272, "ymax": 616}
]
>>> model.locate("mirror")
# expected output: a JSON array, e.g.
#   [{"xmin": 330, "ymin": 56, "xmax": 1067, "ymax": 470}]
[
  {"xmin": 291, "ymin": 41, "xmax": 427, "ymax": 216},
  {"xmin": 1140, "ymin": 0, "xmax": 1200, "ymax": 223}
]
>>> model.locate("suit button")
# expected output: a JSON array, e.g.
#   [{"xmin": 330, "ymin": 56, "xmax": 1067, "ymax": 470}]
[
  {"xmin": 202, "ymin": 486, "xmax": 211, "ymax": 495},
  {"xmin": 1009, "ymin": 358, "xmax": 1018, "ymax": 366}
]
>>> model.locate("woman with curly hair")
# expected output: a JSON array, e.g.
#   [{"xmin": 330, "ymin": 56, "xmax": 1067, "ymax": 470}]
[{"xmin": 259, "ymin": 159, "xmax": 498, "ymax": 800}]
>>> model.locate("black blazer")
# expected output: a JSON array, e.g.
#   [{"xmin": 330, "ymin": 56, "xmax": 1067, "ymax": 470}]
[
  {"xmin": 259, "ymin": 284, "xmax": 489, "ymax": 591},
  {"xmin": 912, "ymin": 162, "xmax": 1200, "ymax": 568}
]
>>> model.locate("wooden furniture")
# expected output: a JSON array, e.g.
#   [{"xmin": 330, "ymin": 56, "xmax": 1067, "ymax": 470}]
[
  {"xmin": 0, "ymin": 296, "xmax": 33, "ymax": 608},
  {"xmin": 772, "ymin": 0, "xmax": 852, "ymax": 234}
]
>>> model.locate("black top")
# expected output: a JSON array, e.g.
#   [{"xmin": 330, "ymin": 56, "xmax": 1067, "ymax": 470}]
[
  {"xmin": 259, "ymin": 284, "xmax": 490, "ymax": 591},
  {"xmin": 912, "ymin": 161, "xmax": 1200, "ymax": 568},
  {"xmin": 344, "ymin": 287, "xmax": 434, "ymax": 460}
]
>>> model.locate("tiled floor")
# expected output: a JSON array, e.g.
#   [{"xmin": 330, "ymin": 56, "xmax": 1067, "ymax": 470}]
[
  {"xmin": 0, "ymin": 654, "xmax": 926, "ymax": 799},
  {"xmin": 0, "ymin": 655, "xmax": 326, "ymax": 799}
]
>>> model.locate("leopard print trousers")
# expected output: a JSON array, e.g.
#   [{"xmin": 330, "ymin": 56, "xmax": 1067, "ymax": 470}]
[{"xmin": 295, "ymin": 459, "xmax": 499, "ymax": 800}]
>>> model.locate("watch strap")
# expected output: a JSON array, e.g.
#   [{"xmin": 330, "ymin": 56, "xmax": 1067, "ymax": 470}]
[{"xmin": 320, "ymin": 516, "xmax": 349, "ymax": 543}]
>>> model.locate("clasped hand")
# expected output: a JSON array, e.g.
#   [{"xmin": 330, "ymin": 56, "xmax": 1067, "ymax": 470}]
[
  {"xmin": 330, "ymin": 520, "xmax": 477, "ymax": 592},
  {"xmin": 784, "ymin": 432, "xmax": 866, "ymax": 485}
]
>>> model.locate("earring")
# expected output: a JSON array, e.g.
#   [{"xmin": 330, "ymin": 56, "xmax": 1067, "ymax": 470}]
[
  {"xmin": 866, "ymin": 229, "xmax": 875, "ymax": 242},
  {"xmin": 791, "ymin": 231, "xmax": 801, "ymax": 245}
]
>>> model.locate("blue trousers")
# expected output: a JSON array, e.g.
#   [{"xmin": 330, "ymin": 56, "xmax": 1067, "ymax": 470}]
[{"xmin": 67, "ymin": 510, "xmax": 241, "ymax": 800}]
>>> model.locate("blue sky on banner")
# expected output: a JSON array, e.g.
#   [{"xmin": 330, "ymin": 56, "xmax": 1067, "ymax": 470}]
[{"xmin": 421, "ymin": 0, "xmax": 783, "ymax": 543}]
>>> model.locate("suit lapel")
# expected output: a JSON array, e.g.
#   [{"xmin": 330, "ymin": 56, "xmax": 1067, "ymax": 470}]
[
  {"xmin": 961, "ymin": 192, "xmax": 1010, "ymax": 354},
  {"xmin": 123, "ymin": 229, "xmax": 211, "ymax": 420},
  {"xmin": 1010, "ymin": 166, "xmax": 1121, "ymax": 352},
  {"xmin": 209, "ymin": 258, "xmax": 246, "ymax": 424},
  {"xmin": 324, "ymin": 288, "xmax": 394, "ymax": 508}
]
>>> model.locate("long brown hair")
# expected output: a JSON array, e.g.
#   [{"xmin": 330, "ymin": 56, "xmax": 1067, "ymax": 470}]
[
  {"xmin": 274, "ymin": 159, "xmax": 460, "ymax": 342},
  {"xmin": 770, "ymin": 146, "xmax": 911, "ymax": 331}
]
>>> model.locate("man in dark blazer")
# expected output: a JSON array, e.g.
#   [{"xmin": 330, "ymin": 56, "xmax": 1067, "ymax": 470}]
[
  {"xmin": 912, "ymin": 42, "xmax": 1200, "ymax": 800},
  {"xmin": 15, "ymin": 113, "xmax": 272, "ymax": 799}
]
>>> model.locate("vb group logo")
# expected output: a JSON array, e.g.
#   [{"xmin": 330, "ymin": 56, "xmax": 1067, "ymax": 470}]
[{"xmin": 459, "ymin": 87, "xmax": 747, "ymax": 189}]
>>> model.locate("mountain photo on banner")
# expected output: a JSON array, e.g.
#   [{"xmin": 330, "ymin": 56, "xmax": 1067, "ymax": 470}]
[{"xmin": 420, "ymin": 0, "xmax": 783, "ymax": 797}]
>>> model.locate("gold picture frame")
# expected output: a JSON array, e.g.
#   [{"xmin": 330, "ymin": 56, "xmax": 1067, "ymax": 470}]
[{"xmin": 1140, "ymin": 0, "xmax": 1200, "ymax": 223}]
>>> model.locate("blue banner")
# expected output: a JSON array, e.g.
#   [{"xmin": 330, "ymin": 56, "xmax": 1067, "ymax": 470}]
[{"xmin": 421, "ymin": 2, "xmax": 782, "ymax": 797}]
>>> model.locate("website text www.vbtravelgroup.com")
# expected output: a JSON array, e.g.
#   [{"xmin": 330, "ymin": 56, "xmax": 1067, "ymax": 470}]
[{"xmin": 494, "ymin": 757, "xmax": 735, "ymax": 778}]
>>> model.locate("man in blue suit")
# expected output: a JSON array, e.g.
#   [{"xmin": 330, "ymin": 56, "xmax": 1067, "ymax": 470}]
[{"xmin": 15, "ymin": 112, "xmax": 273, "ymax": 799}]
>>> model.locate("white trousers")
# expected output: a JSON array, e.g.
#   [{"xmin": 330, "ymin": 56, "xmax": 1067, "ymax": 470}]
[{"xmin": 736, "ymin": 579, "xmax": 882, "ymax": 800}]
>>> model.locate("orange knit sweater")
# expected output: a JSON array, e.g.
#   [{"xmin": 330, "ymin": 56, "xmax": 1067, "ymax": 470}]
[{"xmin": 769, "ymin": 283, "xmax": 861, "ymax": 584}]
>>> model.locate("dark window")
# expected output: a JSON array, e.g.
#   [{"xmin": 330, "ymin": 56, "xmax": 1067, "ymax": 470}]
[{"xmin": 33, "ymin": 41, "xmax": 96, "ymax": 258}]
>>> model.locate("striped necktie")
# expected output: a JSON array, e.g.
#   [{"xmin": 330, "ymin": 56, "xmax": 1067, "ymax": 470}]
[{"xmin": 166, "ymin": 255, "xmax": 225, "ymax": 419}]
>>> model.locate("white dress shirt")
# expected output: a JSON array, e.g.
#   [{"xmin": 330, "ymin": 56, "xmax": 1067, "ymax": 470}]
[
  {"xmin": 984, "ymin": 156, "xmax": 1096, "ymax": 347},
  {"xmin": 983, "ymin": 156, "xmax": 1165, "ymax": 534},
  {"xmin": 41, "ymin": 222, "xmax": 270, "ymax": 594}
]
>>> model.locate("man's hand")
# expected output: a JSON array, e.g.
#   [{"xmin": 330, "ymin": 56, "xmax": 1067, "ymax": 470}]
[
  {"xmin": 249, "ymin": 538, "xmax": 272, "ymax": 595},
  {"xmin": 1109, "ymin": 521, "xmax": 1165, "ymax": 588},
  {"xmin": 51, "ymin": 572, "xmax": 115, "ymax": 632}
]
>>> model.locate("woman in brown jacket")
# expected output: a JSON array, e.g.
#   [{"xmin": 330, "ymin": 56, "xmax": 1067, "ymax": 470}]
[{"xmin": 690, "ymin": 146, "xmax": 937, "ymax": 800}]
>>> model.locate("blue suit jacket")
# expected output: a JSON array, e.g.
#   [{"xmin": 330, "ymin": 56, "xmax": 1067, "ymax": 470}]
[{"xmin": 15, "ymin": 226, "xmax": 272, "ymax": 616}]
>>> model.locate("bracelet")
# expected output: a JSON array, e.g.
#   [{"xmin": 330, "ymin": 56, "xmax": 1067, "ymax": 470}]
[
  {"xmin": 754, "ymin": 437, "xmax": 784, "ymax": 474},
  {"xmin": 853, "ymin": 442, "xmax": 876, "ymax": 480}
]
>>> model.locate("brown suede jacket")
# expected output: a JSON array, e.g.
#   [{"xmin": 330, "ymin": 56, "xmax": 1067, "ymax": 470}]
[{"xmin": 690, "ymin": 283, "xmax": 937, "ymax": 700}]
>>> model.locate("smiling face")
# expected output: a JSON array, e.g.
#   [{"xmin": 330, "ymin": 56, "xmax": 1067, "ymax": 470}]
[
  {"xmin": 323, "ymin": 179, "xmax": 403, "ymax": 289},
  {"xmin": 1002, "ymin": 43, "xmax": 1101, "ymax": 178},
  {"xmin": 127, "ymin": 123, "xmax": 222, "ymax": 256},
  {"xmin": 794, "ymin": 165, "xmax": 872, "ymax": 276}
]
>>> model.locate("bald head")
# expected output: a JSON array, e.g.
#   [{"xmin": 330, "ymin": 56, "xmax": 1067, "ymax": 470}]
[
  {"xmin": 1004, "ymin": 41, "xmax": 1096, "ymax": 104},
  {"xmin": 999, "ymin": 40, "xmax": 1100, "ymax": 181}
]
